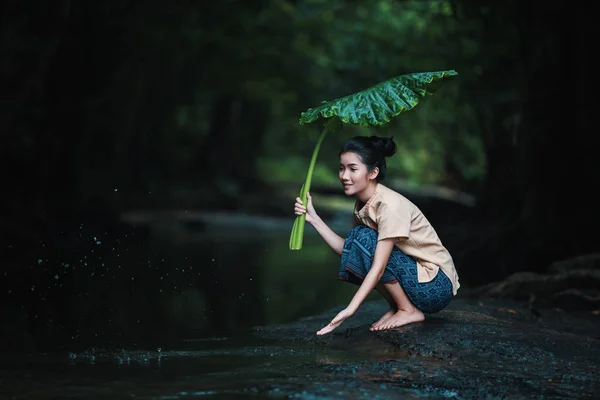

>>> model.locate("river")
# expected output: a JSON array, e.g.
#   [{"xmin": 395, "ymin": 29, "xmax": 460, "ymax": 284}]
[{"xmin": 1, "ymin": 212, "xmax": 385, "ymax": 398}]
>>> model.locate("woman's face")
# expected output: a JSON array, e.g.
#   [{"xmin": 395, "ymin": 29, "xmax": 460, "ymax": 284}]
[{"xmin": 339, "ymin": 152, "xmax": 377, "ymax": 197}]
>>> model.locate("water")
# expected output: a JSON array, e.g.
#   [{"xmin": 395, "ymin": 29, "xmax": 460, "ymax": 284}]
[
  {"xmin": 1, "ymin": 214, "xmax": 384, "ymax": 398},
  {"xmin": 2, "ymin": 337, "xmax": 377, "ymax": 399}
]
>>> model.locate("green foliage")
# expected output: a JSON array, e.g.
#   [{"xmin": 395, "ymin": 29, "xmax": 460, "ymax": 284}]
[
  {"xmin": 3, "ymin": 0, "xmax": 486, "ymax": 220},
  {"xmin": 257, "ymin": 0, "xmax": 484, "ymax": 192},
  {"xmin": 299, "ymin": 70, "xmax": 458, "ymax": 127}
]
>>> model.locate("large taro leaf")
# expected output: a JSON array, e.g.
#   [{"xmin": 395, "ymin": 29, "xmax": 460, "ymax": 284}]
[{"xmin": 299, "ymin": 70, "xmax": 458, "ymax": 127}]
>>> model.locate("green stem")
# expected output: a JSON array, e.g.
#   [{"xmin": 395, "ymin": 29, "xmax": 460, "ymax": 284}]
[{"xmin": 289, "ymin": 126, "xmax": 328, "ymax": 250}]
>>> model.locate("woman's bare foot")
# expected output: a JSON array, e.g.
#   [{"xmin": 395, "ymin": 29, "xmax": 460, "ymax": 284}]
[
  {"xmin": 372, "ymin": 308, "xmax": 425, "ymax": 331},
  {"xmin": 370, "ymin": 308, "xmax": 396, "ymax": 331}
]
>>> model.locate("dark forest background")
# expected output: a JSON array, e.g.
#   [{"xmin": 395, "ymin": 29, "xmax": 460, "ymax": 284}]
[{"xmin": 2, "ymin": 0, "xmax": 599, "ymax": 352}]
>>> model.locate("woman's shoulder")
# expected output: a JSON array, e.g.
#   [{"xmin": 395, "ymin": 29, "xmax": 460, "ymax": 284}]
[
  {"xmin": 377, "ymin": 183, "xmax": 413, "ymax": 206},
  {"xmin": 375, "ymin": 184, "xmax": 422, "ymax": 220}
]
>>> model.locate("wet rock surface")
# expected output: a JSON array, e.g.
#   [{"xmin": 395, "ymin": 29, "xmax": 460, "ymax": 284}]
[{"xmin": 253, "ymin": 296, "xmax": 600, "ymax": 399}]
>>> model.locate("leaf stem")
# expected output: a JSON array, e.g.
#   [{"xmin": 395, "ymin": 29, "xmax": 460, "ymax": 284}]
[{"xmin": 289, "ymin": 125, "xmax": 328, "ymax": 250}]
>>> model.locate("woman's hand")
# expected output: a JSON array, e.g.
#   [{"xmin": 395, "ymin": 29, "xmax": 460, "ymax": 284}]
[
  {"xmin": 316, "ymin": 307, "xmax": 354, "ymax": 336},
  {"xmin": 294, "ymin": 191, "xmax": 318, "ymax": 224}
]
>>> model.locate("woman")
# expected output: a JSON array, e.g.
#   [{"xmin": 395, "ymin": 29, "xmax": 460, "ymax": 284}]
[{"xmin": 294, "ymin": 135, "xmax": 460, "ymax": 335}]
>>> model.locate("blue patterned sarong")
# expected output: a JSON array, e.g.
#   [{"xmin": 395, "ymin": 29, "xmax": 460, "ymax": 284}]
[{"xmin": 338, "ymin": 225, "xmax": 453, "ymax": 313}]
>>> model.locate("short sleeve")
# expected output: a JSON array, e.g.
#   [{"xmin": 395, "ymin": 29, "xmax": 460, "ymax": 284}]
[{"xmin": 376, "ymin": 202, "xmax": 411, "ymax": 241}]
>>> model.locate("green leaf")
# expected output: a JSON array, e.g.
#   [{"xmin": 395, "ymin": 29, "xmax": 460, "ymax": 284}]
[{"xmin": 299, "ymin": 70, "xmax": 458, "ymax": 127}]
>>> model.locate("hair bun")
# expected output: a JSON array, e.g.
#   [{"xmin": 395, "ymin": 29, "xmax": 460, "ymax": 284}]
[{"xmin": 371, "ymin": 136, "xmax": 396, "ymax": 158}]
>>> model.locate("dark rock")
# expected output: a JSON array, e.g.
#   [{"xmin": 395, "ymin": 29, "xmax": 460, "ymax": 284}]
[
  {"xmin": 461, "ymin": 256, "xmax": 600, "ymax": 312},
  {"xmin": 252, "ymin": 297, "xmax": 600, "ymax": 398},
  {"xmin": 548, "ymin": 253, "xmax": 600, "ymax": 273}
]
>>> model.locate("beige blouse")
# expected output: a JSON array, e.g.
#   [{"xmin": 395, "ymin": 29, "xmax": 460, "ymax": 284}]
[{"xmin": 353, "ymin": 183, "xmax": 460, "ymax": 295}]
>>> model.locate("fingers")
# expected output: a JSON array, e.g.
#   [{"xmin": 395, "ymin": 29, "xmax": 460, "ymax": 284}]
[
  {"xmin": 294, "ymin": 197, "xmax": 306, "ymax": 215},
  {"xmin": 316, "ymin": 316, "xmax": 344, "ymax": 336},
  {"xmin": 316, "ymin": 322, "xmax": 337, "ymax": 336},
  {"xmin": 316, "ymin": 321, "xmax": 339, "ymax": 336}
]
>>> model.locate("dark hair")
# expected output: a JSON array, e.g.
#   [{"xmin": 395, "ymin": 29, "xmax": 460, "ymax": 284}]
[{"xmin": 340, "ymin": 136, "xmax": 397, "ymax": 182}]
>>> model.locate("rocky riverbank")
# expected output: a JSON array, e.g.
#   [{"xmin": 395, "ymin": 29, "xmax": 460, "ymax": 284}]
[{"xmin": 252, "ymin": 296, "xmax": 600, "ymax": 399}]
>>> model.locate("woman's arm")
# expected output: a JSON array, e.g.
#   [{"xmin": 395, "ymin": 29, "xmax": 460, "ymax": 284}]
[
  {"xmin": 316, "ymin": 238, "xmax": 395, "ymax": 335},
  {"xmin": 347, "ymin": 238, "xmax": 395, "ymax": 311},
  {"xmin": 309, "ymin": 216, "xmax": 345, "ymax": 256}
]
